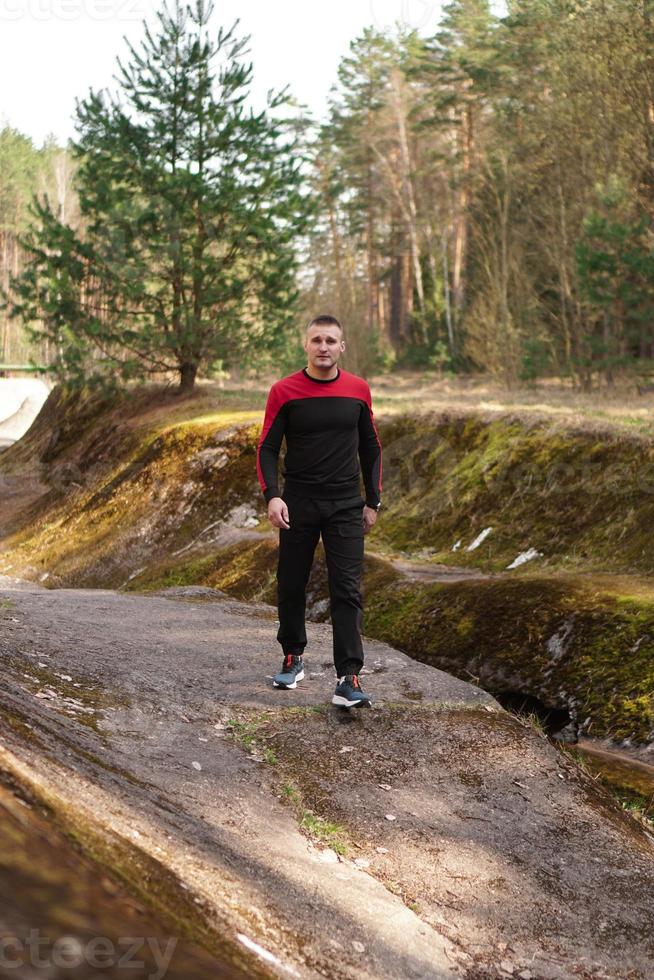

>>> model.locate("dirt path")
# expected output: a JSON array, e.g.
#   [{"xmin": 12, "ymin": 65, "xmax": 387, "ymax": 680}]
[{"xmin": 0, "ymin": 579, "xmax": 653, "ymax": 979}]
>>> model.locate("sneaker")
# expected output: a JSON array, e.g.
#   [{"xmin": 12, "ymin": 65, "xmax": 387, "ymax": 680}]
[
  {"xmin": 272, "ymin": 653, "xmax": 305, "ymax": 689},
  {"xmin": 332, "ymin": 674, "xmax": 372, "ymax": 708}
]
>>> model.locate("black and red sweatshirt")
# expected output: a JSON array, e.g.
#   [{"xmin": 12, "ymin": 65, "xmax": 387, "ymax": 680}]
[{"xmin": 256, "ymin": 367, "xmax": 383, "ymax": 507}]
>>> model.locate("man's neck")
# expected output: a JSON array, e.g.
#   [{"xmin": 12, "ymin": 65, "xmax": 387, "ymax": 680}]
[{"xmin": 304, "ymin": 363, "xmax": 340, "ymax": 381}]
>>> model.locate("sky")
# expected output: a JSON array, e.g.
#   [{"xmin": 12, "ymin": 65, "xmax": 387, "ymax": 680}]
[{"xmin": 0, "ymin": 0, "xmax": 506, "ymax": 148}]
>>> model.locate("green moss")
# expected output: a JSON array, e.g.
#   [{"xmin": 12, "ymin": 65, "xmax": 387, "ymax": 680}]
[
  {"xmin": 299, "ymin": 812, "xmax": 348, "ymax": 855},
  {"xmin": 127, "ymin": 537, "xmax": 278, "ymax": 603},
  {"xmin": 226, "ymin": 717, "xmax": 262, "ymax": 750},
  {"xmin": 561, "ymin": 745, "xmax": 654, "ymax": 829},
  {"xmin": 0, "ymin": 704, "xmax": 47, "ymax": 749},
  {"xmin": 364, "ymin": 573, "xmax": 654, "ymax": 743},
  {"xmin": 455, "ymin": 614, "xmax": 475, "ymax": 638},
  {"xmin": 0, "ymin": 655, "xmax": 130, "ymax": 736},
  {"xmin": 1, "ymin": 404, "xmax": 265, "ymax": 589},
  {"xmin": 281, "ymin": 782, "xmax": 300, "ymax": 804},
  {"xmin": 371, "ymin": 411, "xmax": 654, "ymax": 576},
  {"xmin": 617, "ymin": 793, "xmax": 654, "ymax": 827},
  {"xmin": 130, "ymin": 553, "xmax": 221, "ymax": 591}
]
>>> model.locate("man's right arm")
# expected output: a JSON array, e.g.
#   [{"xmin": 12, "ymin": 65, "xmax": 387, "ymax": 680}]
[{"xmin": 256, "ymin": 383, "xmax": 287, "ymax": 502}]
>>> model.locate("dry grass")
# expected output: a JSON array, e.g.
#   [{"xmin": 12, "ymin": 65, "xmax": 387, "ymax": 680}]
[
  {"xmin": 364, "ymin": 371, "xmax": 654, "ymax": 437},
  {"xmin": 200, "ymin": 368, "xmax": 654, "ymax": 438}
]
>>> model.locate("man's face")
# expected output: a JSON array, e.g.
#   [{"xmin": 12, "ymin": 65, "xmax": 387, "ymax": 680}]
[{"xmin": 303, "ymin": 324, "xmax": 345, "ymax": 370}]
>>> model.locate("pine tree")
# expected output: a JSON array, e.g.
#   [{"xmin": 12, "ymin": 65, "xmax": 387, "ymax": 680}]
[
  {"xmin": 576, "ymin": 177, "xmax": 654, "ymax": 382},
  {"xmin": 6, "ymin": 0, "xmax": 312, "ymax": 391},
  {"xmin": 320, "ymin": 28, "xmax": 396, "ymax": 370},
  {"xmin": 424, "ymin": 0, "xmax": 497, "ymax": 323},
  {"xmin": 0, "ymin": 127, "xmax": 40, "ymax": 362}
]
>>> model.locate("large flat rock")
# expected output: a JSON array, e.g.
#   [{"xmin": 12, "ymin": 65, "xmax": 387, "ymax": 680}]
[{"xmin": 0, "ymin": 581, "xmax": 653, "ymax": 979}]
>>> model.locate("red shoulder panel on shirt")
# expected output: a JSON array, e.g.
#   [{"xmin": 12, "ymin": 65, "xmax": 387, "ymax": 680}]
[{"xmin": 272, "ymin": 368, "xmax": 370, "ymax": 405}]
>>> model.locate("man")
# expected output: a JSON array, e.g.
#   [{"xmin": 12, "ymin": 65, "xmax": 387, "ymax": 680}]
[{"xmin": 256, "ymin": 314, "xmax": 382, "ymax": 708}]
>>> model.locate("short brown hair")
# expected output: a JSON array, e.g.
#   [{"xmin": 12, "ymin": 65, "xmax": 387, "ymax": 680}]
[{"xmin": 305, "ymin": 314, "xmax": 342, "ymax": 333}]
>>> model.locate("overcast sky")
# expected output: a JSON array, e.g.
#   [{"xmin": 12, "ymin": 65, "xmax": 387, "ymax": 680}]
[{"xmin": 1, "ymin": 0, "xmax": 506, "ymax": 147}]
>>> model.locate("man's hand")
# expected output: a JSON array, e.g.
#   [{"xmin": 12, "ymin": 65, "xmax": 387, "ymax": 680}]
[
  {"xmin": 268, "ymin": 496, "xmax": 290, "ymax": 529},
  {"xmin": 362, "ymin": 505, "xmax": 378, "ymax": 534}
]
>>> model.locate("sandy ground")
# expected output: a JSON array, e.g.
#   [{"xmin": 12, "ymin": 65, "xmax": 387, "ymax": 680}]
[{"xmin": 0, "ymin": 579, "xmax": 652, "ymax": 980}]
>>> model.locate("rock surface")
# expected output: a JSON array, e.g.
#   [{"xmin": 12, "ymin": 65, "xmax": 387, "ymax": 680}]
[{"xmin": 0, "ymin": 579, "xmax": 653, "ymax": 979}]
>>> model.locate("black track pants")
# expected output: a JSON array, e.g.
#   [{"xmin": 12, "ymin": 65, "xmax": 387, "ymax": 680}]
[{"xmin": 276, "ymin": 491, "xmax": 365, "ymax": 676}]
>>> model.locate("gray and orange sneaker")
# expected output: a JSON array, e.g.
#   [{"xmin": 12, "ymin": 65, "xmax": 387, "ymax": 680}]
[
  {"xmin": 332, "ymin": 674, "xmax": 372, "ymax": 708},
  {"xmin": 272, "ymin": 653, "xmax": 305, "ymax": 689}
]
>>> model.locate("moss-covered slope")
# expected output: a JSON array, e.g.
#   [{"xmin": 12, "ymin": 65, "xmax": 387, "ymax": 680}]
[
  {"xmin": 2, "ymin": 383, "xmax": 653, "ymax": 745},
  {"xmin": 363, "ymin": 572, "xmax": 654, "ymax": 744},
  {"xmin": 375, "ymin": 411, "xmax": 654, "ymax": 575},
  {"xmin": 0, "ymin": 383, "xmax": 262, "ymax": 588}
]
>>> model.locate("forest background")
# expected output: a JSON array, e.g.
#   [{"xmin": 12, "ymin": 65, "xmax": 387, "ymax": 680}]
[{"xmin": 1, "ymin": 0, "xmax": 653, "ymax": 393}]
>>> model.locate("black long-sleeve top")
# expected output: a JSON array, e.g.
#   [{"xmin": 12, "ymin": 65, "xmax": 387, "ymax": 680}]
[{"xmin": 256, "ymin": 367, "xmax": 383, "ymax": 507}]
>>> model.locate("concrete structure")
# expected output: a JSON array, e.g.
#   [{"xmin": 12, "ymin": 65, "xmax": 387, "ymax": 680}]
[{"xmin": 0, "ymin": 378, "xmax": 51, "ymax": 447}]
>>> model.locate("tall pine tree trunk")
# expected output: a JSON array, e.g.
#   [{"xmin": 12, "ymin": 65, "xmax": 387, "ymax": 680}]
[
  {"xmin": 452, "ymin": 99, "xmax": 473, "ymax": 322},
  {"xmin": 366, "ymin": 160, "xmax": 380, "ymax": 340},
  {"xmin": 390, "ymin": 68, "xmax": 424, "ymax": 322}
]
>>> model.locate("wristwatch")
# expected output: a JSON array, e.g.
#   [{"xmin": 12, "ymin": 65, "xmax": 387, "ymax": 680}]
[{"xmin": 367, "ymin": 501, "xmax": 382, "ymax": 511}]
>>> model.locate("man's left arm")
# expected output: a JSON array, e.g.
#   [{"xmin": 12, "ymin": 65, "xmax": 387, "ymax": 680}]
[{"xmin": 358, "ymin": 385, "xmax": 382, "ymax": 515}]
